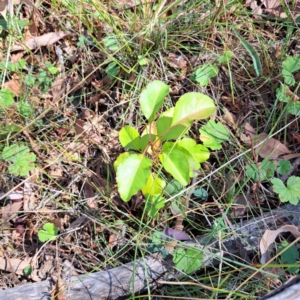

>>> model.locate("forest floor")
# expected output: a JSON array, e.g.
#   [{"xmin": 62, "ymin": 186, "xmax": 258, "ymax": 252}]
[{"xmin": 1, "ymin": 0, "xmax": 300, "ymax": 299}]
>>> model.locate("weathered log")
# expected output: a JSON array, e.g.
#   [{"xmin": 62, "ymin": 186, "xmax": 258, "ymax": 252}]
[{"xmin": 1, "ymin": 203, "xmax": 300, "ymax": 300}]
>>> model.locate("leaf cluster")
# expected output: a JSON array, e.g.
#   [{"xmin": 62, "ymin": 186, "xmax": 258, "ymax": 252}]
[{"xmin": 114, "ymin": 80, "xmax": 229, "ymax": 217}]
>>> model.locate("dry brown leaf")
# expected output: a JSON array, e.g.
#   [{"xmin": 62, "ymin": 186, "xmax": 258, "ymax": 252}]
[
  {"xmin": 222, "ymin": 107, "xmax": 238, "ymax": 130},
  {"xmin": 51, "ymin": 77, "xmax": 65, "ymax": 100},
  {"xmin": 230, "ymin": 194, "xmax": 255, "ymax": 217},
  {"xmin": 3, "ymin": 78, "xmax": 22, "ymax": 96},
  {"xmin": 260, "ymin": 225, "xmax": 300, "ymax": 264},
  {"xmin": 1, "ymin": 199, "xmax": 23, "ymax": 225},
  {"xmin": 12, "ymin": 31, "xmax": 68, "ymax": 51},
  {"xmin": 254, "ymin": 133, "xmax": 291, "ymax": 159},
  {"xmin": 240, "ymin": 123, "xmax": 291, "ymax": 159},
  {"xmin": 246, "ymin": 0, "xmax": 300, "ymax": 19}
]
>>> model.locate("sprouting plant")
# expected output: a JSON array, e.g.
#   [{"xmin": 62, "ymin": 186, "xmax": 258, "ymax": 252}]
[
  {"xmin": 191, "ymin": 63, "xmax": 218, "ymax": 86},
  {"xmin": 114, "ymin": 80, "xmax": 229, "ymax": 217},
  {"xmin": 37, "ymin": 223, "xmax": 59, "ymax": 242},
  {"xmin": 2, "ymin": 144, "xmax": 36, "ymax": 176}
]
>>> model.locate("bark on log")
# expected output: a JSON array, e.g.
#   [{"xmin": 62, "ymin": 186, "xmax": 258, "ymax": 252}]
[{"xmin": 1, "ymin": 203, "xmax": 300, "ymax": 300}]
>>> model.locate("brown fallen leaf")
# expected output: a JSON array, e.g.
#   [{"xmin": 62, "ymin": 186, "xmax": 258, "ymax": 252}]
[
  {"xmin": 241, "ymin": 123, "xmax": 291, "ymax": 159},
  {"xmin": 3, "ymin": 74, "xmax": 23, "ymax": 96},
  {"xmin": 230, "ymin": 194, "xmax": 255, "ymax": 218},
  {"xmin": 260, "ymin": 225, "xmax": 300, "ymax": 264},
  {"xmin": 12, "ymin": 31, "xmax": 68, "ymax": 51},
  {"xmin": 2, "ymin": 198, "xmax": 23, "ymax": 225}
]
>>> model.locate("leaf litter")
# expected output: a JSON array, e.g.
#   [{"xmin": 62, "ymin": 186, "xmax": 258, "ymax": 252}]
[{"xmin": 1, "ymin": 0, "xmax": 300, "ymax": 296}]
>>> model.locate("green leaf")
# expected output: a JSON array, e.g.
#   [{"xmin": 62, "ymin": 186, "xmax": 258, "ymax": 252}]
[
  {"xmin": 245, "ymin": 159, "xmax": 276, "ymax": 181},
  {"xmin": 172, "ymin": 93, "xmax": 216, "ymax": 127},
  {"xmin": 177, "ymin": 138, "xmax": 210, "ymax": 163},
  {"xmin": 156, "ymin": 116, "xmax": 188, "ymax": 141},
  {"xmin": 281, "ymin": 56, "xmax": 300, "ymax": 87},
  {"xmin": 277, "ymin": 160, "xmax": 292, "ymax": 175},
  {"xmin": 119, "ymin": 125, "xmax": 141, "ymax": 150},
  {"xmin": 232, "ymin": 28, "xmax": 262, "ymax": 77},
  {"xmin": 103, "ymin": 35, "xmax": 119, "ymax": 51},
  {"xmin": 105, "ymin": 62, "xmax": 120, "ymax": 79},
  {"xmin": 114, "ymin": 152, "xmax": 131, "ymax": 171},
  {"xmin": 217, "ymin": 51, "xmax": 234, "ymax": 64},
  {"xmin": 287, "ymin": 101, "xmax": 300, "ymax": 116},
  {"xmin": 282, "ymin": 55, "xmax": 300, "ymax": 73},
  {"xmin": 139, "ymin": 80, "xmax": 169, "ymax": 121},
  {"xmin": 194, "ymin": 64, "xmax": 218, "ymax": 86},
  {"xmin": 1, "ymin": 124, "xmax": 22, "ymax": 134},
  {"xmin": 193, "ymin": 188, "xmax": 208, "ymax": 200},
  {"xmin": 145, "ymin": 195, "xmax": 165, "ymax": 218},
  {"xmin": 142, "ymin": 173, "xmax": 166, "ymax": 196},
  {"xmin": 23, "ymin": 265, "xmax": 33, "ymax": 276},
  {"xmin": 165, "ymin": 179, "xmax": 183, "ymax": 196},
  {"xmin": 173, "ymin": 248, "xmax": 203, "ymax": 274},
  {"xmin": 37, "ymin": 223, "xmax": 59, "ymax": 242},
  {"xmin": 271, "ymin": 176, "xmax": 300, "ymax": 205},
  {"xmin": 276, "ymin": 85, "xmax": 291, "ymax": 103},
  {"xmin": 116, "ymin": 154, "xmax": 152, "ymax": 201},
  {"xmin": 199, "ymin": 120, "xmax": 229, "ymax": 150},
  {"xmin": 159, "ymin": 143, "xmax": 190, "ymax": 186},
  {"xmin": 279, "ymin": 241, "xmax": 299, "ymax": 274},
  {"xmin": 0, "ymin": 89, "xmax": 14, "ymax": 108},
  {"xmin": 2, "ymin": 145, "xmax": 36, "ymax": 176},
  {"xmin": 139, "ymin": 134, "xmax": 157, "ymax": 151}
]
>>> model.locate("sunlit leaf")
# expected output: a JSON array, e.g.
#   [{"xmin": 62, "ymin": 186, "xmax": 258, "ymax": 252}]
[
  {"xmin": 116, "ymin": 154, "xmax": 152, "ymax": 201},
  {"xmin": 139, "ymin": 80, "xmax": 169, "ymax": 121},
  {"xmin": 177, "ymin": 138, "xmax": 210, "ymax": 163},
  {"xmin": 142, "ymin": 173, "xmax": 166, "ymax": 196},
  {"xmin": 159, "ymin": 143, "xmax": 190, "ymax": 186},
  {"xmin": 119, "ymin": 125, "xmax": 140, "ymax": 150},
  {"xmin": 38, "ymin": 223, "xmax": 59, "ymax": 242},
  {"xmin": 173, "ymin": 248, "xmax": 203, "ymax": 274},
  {"xmin": 172, "ymin": 93, "xmax": 216, "ymax": 127}
]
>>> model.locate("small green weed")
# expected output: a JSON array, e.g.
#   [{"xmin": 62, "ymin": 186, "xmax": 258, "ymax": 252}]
[
  {"xmin": 37, "ymin": 223, "xmax": 59, "ymax": 243},
  {"xmin": 1, "ymin": 144, "xmax": 36, "ymax": 176}
]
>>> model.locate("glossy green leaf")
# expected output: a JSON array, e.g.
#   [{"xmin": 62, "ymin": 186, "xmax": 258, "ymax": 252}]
[
  {"xmin": 199, "ymin": 120, "xmax": 229, "ymax": 150},
  {"xmin": 139, "ymin": 80, "xmax": 169, "ymax": 121},
  {"xmin": 119, "ymin": 125, "xmax": 140, "ymax": 150},
  {"xmin": 114, "ymin": 152, "xmax": 131, "ymax": 171},
  {"xmin": 145, "ymin": 195, "xmax": 165, "ymax": 218},
  {"xmin": 156, "ymin": 116, "xmax": 188, "ymax": 141},
  {"xmin": 194, "ymin": 64, "xmax": 218, "ymax": 86},
  {"xmin": 172, "ymin": 93, "xmax": 216, "ymax": 127},
  {"xmin": 116, "ymin": 154, "xmax": 152, "ymax": 201},
  {"xmin": 277, "ymin": 160, "xmax": 292, "ymax": 175},
  {"xmin": 173, "ymin": 248, "xmax": 203, "ymax": 274},
  {"xmin": 271, "ymin": 176, "xmax": 300, "ymax": 205},
  {"xmin": 177, "ymin": 138, "xmax": 210, "ymax": 163},
  {"xmin": 142, "ymin": 173, "xmax": 166, "ymax": 196},
  {"xmin": 38, "ymin": 223, "xmax": 59, "ymax": 242},
  {"xmin": 159, "ymin": 143, "xmax": 190, "ymax": 186}
]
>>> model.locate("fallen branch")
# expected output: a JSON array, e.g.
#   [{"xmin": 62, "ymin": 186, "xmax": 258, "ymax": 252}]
[{"xmin": 1, "ymin": 203, "xmax": 300, "ymax": 299}]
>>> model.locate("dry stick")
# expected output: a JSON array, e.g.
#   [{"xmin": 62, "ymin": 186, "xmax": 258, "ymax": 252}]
[{"xmin": 1, "ymin": 202, "xmax": 300, "ymax": 299}]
